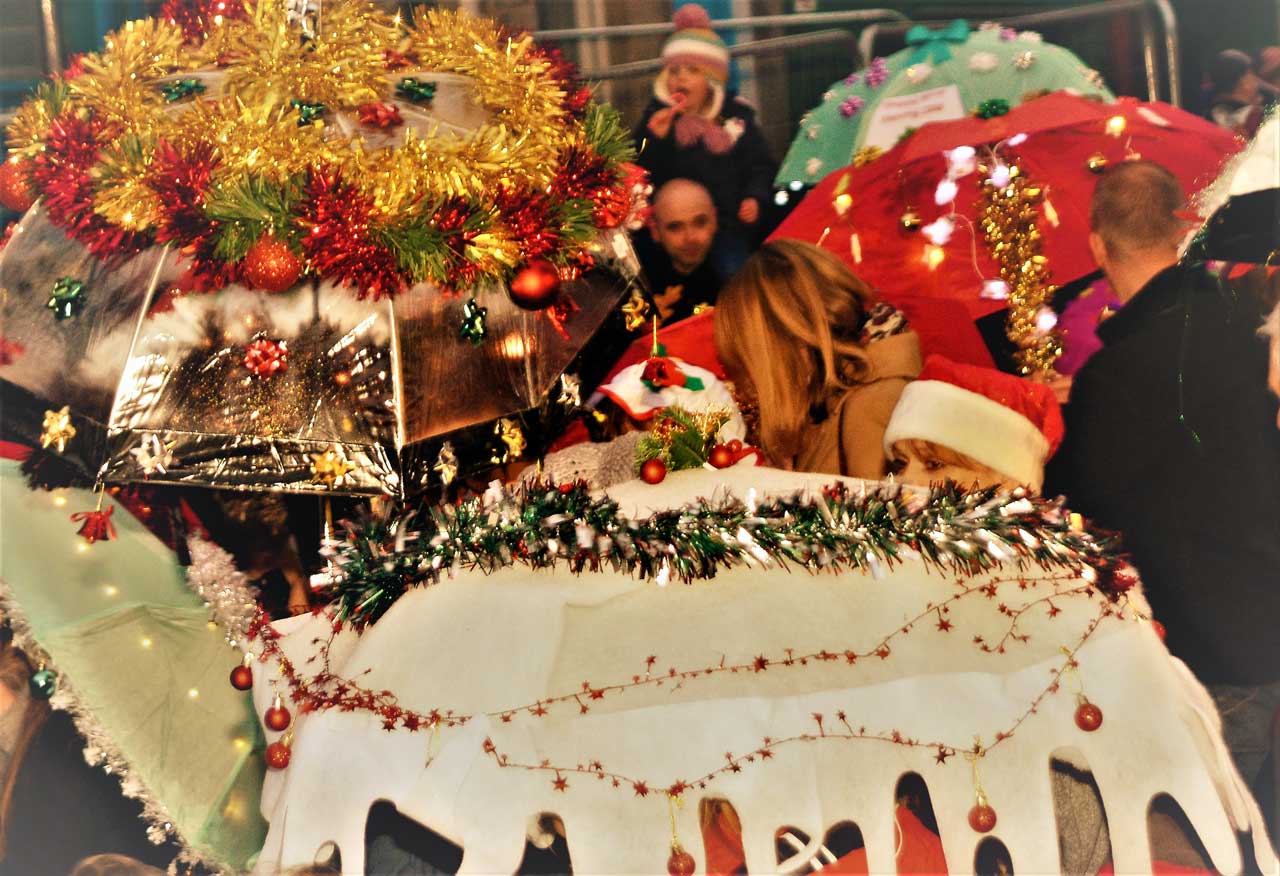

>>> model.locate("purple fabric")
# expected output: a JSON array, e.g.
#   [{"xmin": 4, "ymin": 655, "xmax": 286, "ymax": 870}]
[
  {"xmin": 673, "ymin": 113, "xmax": 734, "ymax": 154},
  {"xmin": 1055, "ymin": 280, "xmax": 1121, "ymax": 375}
]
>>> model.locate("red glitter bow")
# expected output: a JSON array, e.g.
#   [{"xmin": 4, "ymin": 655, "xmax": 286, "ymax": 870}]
[
  {"xmin": 70, "ymin": 506, "xmax": 116, "ymax": 544},
  {"xmin": 243, "ymin": 338, "xmax": 288, "ymax": 379},
  {"xmin": 358, "ymin": 102, "xmax": 403, "ymax": 129}
]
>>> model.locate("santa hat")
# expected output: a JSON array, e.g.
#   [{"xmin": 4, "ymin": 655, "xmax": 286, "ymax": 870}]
[
  {"xmin": 883, "ymin": 356, "xmax": 1064, "ymax": 492},
  {"xmin": 660, "ymin": 4, "xmax": 729, "ymax": 85},
  {"xmin": 597, "ymin": 354, "xmax": 747, "ymax": 441}
]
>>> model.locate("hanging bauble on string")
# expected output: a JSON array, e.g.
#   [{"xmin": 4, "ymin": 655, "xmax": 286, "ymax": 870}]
[
  {"xmin": 968, "ymin": 801, "xmax": 998, "ymax": 833},
  {"xmin": 708, "ymin": 444, "xmax": 735, "ymax": 469},
  {"xmin": 29, "ymin": 665, "xmax": 57, "ymax": 700},
  {"xmin": 0, "ymin": 158, "xmax": 35, "ymax": 213},
  {"xmin": 510, "ymin": 259, "xmax": 562, "ymax": 310},
  {"xmin": 265, "ymin": 739, "xmax": 291, "ymax": 770},
  {"xmin": 667, "ymin": 846, "xmax": 696, "ymax": 876},
  {"xmin": 1075, "ymin": 699, "xmax": 1104, "ymax": 732},
  {"xmin": 243, "ymin": 235, "xmax": 303, "ymax": 293},
  {"xmin": 229, "ymin": 654, "xmax": 254, "ymax": 691},
  {"xmin": 264, "ymin": 693, "xmax": 292, "ymax": 732},
  {"xmin": 1086, "ymin": 153, "xmax": 1109, "ymax": 174},
  {"xmin": 899, "ymin": 210, "xmax": 923, "ymax": 232}
]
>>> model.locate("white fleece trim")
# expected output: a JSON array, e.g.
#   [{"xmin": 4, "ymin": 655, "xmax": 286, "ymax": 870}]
[{"xmin": 882, "ymin": 380, "xmax": 1049, "ymax": 491}]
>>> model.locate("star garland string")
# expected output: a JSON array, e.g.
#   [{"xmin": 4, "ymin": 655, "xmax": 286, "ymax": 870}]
[
  {"xmin": 246, "ymin": 561, "xmax": 1140, "ymax": 802},
  {"xmin": 322, "ymin": 480, "xmax": 1128, "ymax": 627},
  {"xmin": 4, "ymin": 2, "xmax": 638, "ymax": 297}
]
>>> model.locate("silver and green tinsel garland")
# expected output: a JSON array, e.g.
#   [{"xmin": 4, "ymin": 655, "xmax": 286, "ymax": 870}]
[{"xmin": 327, "ymin": 480, "xmax": 1129, "ymax": 627}]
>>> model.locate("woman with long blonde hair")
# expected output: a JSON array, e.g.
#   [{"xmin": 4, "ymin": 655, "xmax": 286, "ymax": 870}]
[{"xmin": 714, "ymin": 240, "xmax": 921, "ymax": 479}]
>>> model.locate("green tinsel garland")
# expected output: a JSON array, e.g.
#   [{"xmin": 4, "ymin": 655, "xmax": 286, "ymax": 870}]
[{"xmin": 326, "ymin": 481, "xmax": 1128, "ymax": 627}]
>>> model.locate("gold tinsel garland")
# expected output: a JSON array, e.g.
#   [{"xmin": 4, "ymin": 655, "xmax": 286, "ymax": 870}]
[
  {"xmin": 977, "ymin": 160, "xmax": 1062, "ymax": 375},
  {"xmin": 4, "ymin": 0, "xmax": 623, "ymax": 294}
]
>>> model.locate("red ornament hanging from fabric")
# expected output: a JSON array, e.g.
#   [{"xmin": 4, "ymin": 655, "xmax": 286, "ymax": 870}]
[
  {"xmin": 265, "ymin": 739, "xmax": 291, "ymax": 770},
  {"xmin": 1151, "ymin": 619, "xmax": 1166, "ymax": 641},
  {"xmin": 229, "ymin": 654, "xmax": 254, "ymax": 691},
  {"xmin": 667, "ymin": 847, "xmax": 696, "ymax": 876},
  {"xmin": 0, "ymin": 158, "xmax": 36, "ymax": 213},
  {"xmin": 968, "ymin": 802, "xmax": 998, "ymax": 833},
  {"xmin": 70, "ymin": 506, "xmax": 116, "ymax": 544},
  {"xmin": 1075, "ymin": 700, "xmax": 1103, "ymax": 732},
  {"xmin": 265, "ymin": 693, "xmax": 292, "ymax": 732},
  {"xmin": 243, "ymin": 337, "xmax": 288, "ymax": 379},
  {"xmin": 510, "ymin": 259, "xmax": 562, "ymax": 310},
  {"xmin": 242, "ymin": 235, "xmax": 303, "ymax": 293},
  {"xmin": 641, "ymin": 458, "xmax": 668, "ymax": 485}
]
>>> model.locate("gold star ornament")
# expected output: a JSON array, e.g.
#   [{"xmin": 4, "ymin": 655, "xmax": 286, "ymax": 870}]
[
  {"xmin": 40, "ymin": 406, "xmax": 76, "ymax": 453},
  {"xmin": 310, "ymin": 445, "xmax": 354, "ymax": 487}
]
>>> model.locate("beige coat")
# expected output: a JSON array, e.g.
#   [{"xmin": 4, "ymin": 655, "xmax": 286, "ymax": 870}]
[{"xmin": 794, "ymin": 331, "xmax": 922, "ymax": 480}]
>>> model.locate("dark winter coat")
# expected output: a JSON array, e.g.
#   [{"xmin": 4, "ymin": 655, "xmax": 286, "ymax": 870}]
[
  {"xmin": 633, "ymin": 95, "xmax": 776, "ymax": 238},
  {"xmin": 1046, "ymin": 262, "xmax": 1280, "ymax": 685}
]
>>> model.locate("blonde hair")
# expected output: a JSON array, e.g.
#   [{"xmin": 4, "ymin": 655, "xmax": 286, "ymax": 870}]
[
  {"xmin": 714, "ymin": 240, "xmax": 875, "ymax": 465},
  {"xmin": 889, "ymin": 438, "xmax": 1028, "ymax": 492}
]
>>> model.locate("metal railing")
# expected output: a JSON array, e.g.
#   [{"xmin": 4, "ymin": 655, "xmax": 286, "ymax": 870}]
[
  {"xmin": 534, "ymin": 8, "xmax": 910, "ymax": 44},
  {"xmin": 581, "ymin": 28, "xmax": 862, "ymax": 81},
  {"xmin": 858, "ymin": 0, "xmax": 1180, "ymax": 106}
]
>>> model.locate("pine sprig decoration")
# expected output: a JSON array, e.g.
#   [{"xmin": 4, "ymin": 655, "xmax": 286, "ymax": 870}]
[
  {"xmin": 581, "ymin": 103, "xmax": 636, "ymax": 167},
  {"xmin": 205, "ymin": 174, "xmax": 304, "ymax": 262},
  {"xmin": 326, "ymin": 481, "xmax": 1126, "ymax": 627}
]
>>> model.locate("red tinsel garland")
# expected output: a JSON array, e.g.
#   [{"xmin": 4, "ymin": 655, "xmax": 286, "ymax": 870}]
[
  {"xmin": 161, "ymin": 0, "xmax": 249, "ymax": 44},
  {"xmin": 497, "ymin": 188, "xmax": 557, "ymax": 260},
  {"xmin": 528, "ymin": 45, "xmax": 592, "ymax": 118},
  {"xmin": 31, "ymin": 113, "xmax": 149, "ymax": 260},
  {"xmin": 149, "ymin": 139, "xmax": 239, "ymax": 292},
  {"xmin": 298, "ymin": 169, "xmax": 406, "ymax": 300}
]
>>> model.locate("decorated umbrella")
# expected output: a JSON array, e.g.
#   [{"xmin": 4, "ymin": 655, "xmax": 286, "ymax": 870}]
[
  {"xmin": 775, "ymin": 19, "xmax": 1113, "ymax": 193},
  {"xmin": 1185, "ymin": 109, "xmax": 1279, "ymax": 264},
  {"xmin": 0, "ymin": 452, "xmax": 267, "ymax": 872},
  {"xmin": 0, "ymin": 0, "xmax": 652, "ymax": 498},
  {"xmin": 770, "ymin": 92, "xmax": 1241, "ymax": 374}
]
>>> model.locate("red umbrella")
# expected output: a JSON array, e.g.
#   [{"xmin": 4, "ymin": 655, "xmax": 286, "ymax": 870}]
[{"xmin": 771, "ymin": 93, "xmax": 1242, "ymax": 321}]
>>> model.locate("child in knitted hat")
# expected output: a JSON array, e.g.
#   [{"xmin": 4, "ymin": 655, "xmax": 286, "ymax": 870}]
[
  {"xmin": 883, "ymin": 355, "xmax": 1064, "ymax": 493},
  {"xmin": 634, "ymin": 3, "xmax": 777, "ymax": 274}
]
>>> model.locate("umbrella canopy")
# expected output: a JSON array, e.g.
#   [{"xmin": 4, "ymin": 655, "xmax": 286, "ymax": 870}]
[
  {"xmin": 1186, "ymin": 111, "xmax": 1280, "ymax": 264},
  {"xmin": 770, "ymin": 94, "xmax": 1241, "ymax": 322},
  {"xmin": 776, "ymin": 20, "xmax": 1113, "ymax": 190},
  {"xmin": 0, "ymin": 456, "xmax": 266, "ymax": 871},
  {"xmin": 0, "ymin": 1, "xmax": 651, "ymax": 497}
]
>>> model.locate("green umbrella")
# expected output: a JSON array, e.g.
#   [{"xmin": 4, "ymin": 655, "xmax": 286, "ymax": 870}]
[
  {"xmin": 0, "ymin": 459, "xmax": 266, "ymax": 871},
  {"xmin": 776, "ymin": 20, "xmax": 1114, "ymax": 190}
]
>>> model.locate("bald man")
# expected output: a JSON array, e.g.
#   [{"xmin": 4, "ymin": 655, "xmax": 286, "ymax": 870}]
[{"xmin": 638, "ymin": 178, "xmax": 724, "ymax": 325}]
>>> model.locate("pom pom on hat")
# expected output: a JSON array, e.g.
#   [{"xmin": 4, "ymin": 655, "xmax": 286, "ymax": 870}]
[
  {"xmin": 883, "ymin": 356, "xmax": 1064, "ymax": 492},
  {"xmin": 661, "ymin": 3, "xmax": 730, "ymax": 85}
]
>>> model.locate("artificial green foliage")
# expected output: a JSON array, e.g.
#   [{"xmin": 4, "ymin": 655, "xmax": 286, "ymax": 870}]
[
  {"xmin": 581, "ymin": 103, "xmax": 636, "ymax": 167},
  {"xmin": 205, "ymin": 174, "xmax": 304, "ymax": 262}
]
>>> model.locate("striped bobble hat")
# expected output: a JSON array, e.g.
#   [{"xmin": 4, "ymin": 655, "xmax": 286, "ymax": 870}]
[{"xmin": 661, "ymin": 4, "xmax": 729, "ymax": 84}]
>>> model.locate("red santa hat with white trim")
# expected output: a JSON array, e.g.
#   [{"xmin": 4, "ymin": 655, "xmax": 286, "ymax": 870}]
[{"xmin": 883, "ymin": 355, "xmax": 1065, "ymax": 492}]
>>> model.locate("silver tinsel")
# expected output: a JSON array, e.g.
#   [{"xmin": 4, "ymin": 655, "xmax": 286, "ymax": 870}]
[{"xmin": 185, "ymin": 535, "xmax": 261, "ymax": 649}]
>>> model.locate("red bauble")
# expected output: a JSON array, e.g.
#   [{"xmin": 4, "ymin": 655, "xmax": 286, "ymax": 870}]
[
  {"xmin": 264, "ymin": 697, "xmax": 292, "ymax": 732},
  {"xmin": 1075, "ymin": 701, "xmax": 1104, "ymax": 732},
  {"xmin": 726, "ymin": 439, "xmax": 743, "ymax": 455},
  {"xmin": 0, "ymin": 158, "xmax": 36, "ymax": 213},
  {"xmin": 265, "ymin": 740, "xmax": 291, "ymax": 770},
  {"xmin": 229, "ymin": 665, "xmax": 253, "ymax": 691},
  {"xmin": 640, "ymin": 458, "xmax": 667, "ymax": 485},
  {"xmin": 968, "ymin": 803, "xmax": 997, "ymax": 833},
  {"xmin": 667, "ymin": 849, "xmax": 696, "ymax": 876},
  {"xmin": 708, "ymin": 444, "xmax": 735, "ymax": 469},
  {"xmin": 510, "ymin": 259, "xmax": 561, "ymax": 310},
  {"xmin": 243, "ymin": 235, "xmax": 303, "ymax": 293},
  {"xmin": 1151, "ymin": 620, "xmax": 1166, "ymax": 642}
]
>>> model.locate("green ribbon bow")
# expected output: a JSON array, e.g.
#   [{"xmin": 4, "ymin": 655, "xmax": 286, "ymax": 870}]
[
  {"xmin": 290, "ymin": 98, "xmax": 327, "ymax": 126},
  {"xmin": 905, "ymin": 19, "xmax": 970, "ymax": 66},
  {"xmin": 459, "ymin": 297, "xmax": 487, "ymax": 346},
  {"xmin": 47, "ymin": 277, "xmax": 87, "ymax": 321},
  {"xmin": 396, "ymin": 77, "xmax": 437, "ymax": 104},
  {"xmin": 159, "ymin": 78, "xmax": 206, "ymax": 102}
]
